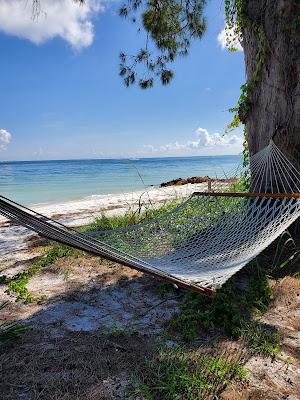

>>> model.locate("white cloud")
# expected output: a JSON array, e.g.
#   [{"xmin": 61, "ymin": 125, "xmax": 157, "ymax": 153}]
[
  {"xmin": 0, "ymin": 128, "xmax": 11, "ymax": 143},
  {"xmin": 217, "ymin": 25, "xmax": 243, "ymax": 52},
  {"xmin": 142, "ymin": 144, "xmax": 156, "ymax": 152},
  {"xmin": 160, "ymin": 141, "xmax": 186, "ymax": 151},
  {"xmin": 195, "ymin": 127, "xmax": 242, "ymax": 147},
  {"xmin": 0, "ymin": 0, "xmax": 104, "ymax": 50},
  {"xmin": 0, "ymin": 128, "xmax": 12, "ymax": 151},
  {"xmin": 143, "ymin": 127, "xmax": 243, "ymax": 156}
]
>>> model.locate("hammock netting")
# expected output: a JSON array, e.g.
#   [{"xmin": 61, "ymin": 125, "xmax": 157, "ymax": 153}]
[{"xmin": 1, "ymin": 140, "xmax": 300, "ymax": 295}]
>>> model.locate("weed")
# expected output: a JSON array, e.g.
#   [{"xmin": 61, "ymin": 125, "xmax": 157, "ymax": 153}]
[
  {"xmin": 257, "ymin": 229, "xmax": 300, "ymax": 278},
  {"xmin": 83, "ymin": 200, "xmax": 181, "ymax": 232},
  {"xmin": 108, "ymin": 325, "xmax": 129, "ymax": 337},
  {"xmin": 169, "ymin": 263, "xmax": 273, "ymax": 341},
  {"xmin": 229, "ymin": 176, "xmax": 250, "ymax": 192},
  {"xmin": 0, "ymin": 321, "xmax": 29, "ymax": 341},
  {"xmin": 243, "ymin": 322, "xmax": 283, "ymax": 356},
  {"xmin": 7, "ymin": 245, "xmax": 73, "ymax": 302},
  {"xmin": 0, "ymin": 302, "xmax": 29, "ymax": 341},
  {"xmin": 157, "ymin": 282, "xmax": 176, "ymax": 298},
  {"xmin": 60, "ymin": 266, "xmax": 73, "ymax": 281},
  {"xmin": 36, "ymin": 294, "xmax": 48, "ymax": 303},
  {"xmin": 282, "ymin": 357, "xmax": 294, "ymax": 370},
  {"xmin": 129, "ymin": 346, "xmax": 246, "ymax": 400}
]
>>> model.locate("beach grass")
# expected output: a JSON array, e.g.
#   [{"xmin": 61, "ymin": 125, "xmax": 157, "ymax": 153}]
[
  {"xmin": 82, "ymin": 198, "xmax": 182, "ymax": 232},
  {"xmin": 128, "ymin": 346, "xmax": 247, "ymax": 400}
]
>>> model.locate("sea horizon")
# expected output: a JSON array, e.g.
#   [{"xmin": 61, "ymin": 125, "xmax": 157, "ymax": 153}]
[
  {"xmin": 0, "ymin": 152, "xmax": 242, "ymax": 163},
  {"xmin": 0, "ymin": 154, "xmax": 242, "ymax": 206}
]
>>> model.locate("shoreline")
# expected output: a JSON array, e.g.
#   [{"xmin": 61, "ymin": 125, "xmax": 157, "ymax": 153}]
[
  {"xmin": 0, "ymin": 182, "xmax": 211, "ymax": 226},
  {"xmin": 0, "ymin": 182, "xmax": 221, "ymax": 264}
]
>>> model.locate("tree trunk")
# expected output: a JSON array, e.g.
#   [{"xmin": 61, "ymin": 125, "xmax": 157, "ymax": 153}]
[{"xmin": 242, "ymin": 0, "xmax": 300, "ymax": 166}]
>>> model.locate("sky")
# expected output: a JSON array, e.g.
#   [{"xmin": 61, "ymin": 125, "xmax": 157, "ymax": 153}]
[{"xmin": 0, "ymin": 0, "xmax": 246, "ymax": 161}]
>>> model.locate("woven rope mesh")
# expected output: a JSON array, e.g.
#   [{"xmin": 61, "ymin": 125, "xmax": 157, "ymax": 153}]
[
  {"xmin": 1, "ymin": 140, "xmax": 300, "ymax": 290},
  {"xmin": 90, "ymin": 195, "xmax": 300, "ymax": 288},
  {"xmin": 82, "ymin": 141, "xmax": 300, "ymax": 288}
]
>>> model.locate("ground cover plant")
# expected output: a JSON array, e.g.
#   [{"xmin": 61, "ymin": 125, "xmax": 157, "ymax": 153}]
[
  {"xmin": 167, "ymin": 262, "xmax": 283, "ymax": 357},
  {"xmin": 129, "ymin": 346, "xmax": 247, "ymax": 400},
  {"xmin": 3, "ymin": 245, "xmax": 74, "ymax": 302},
  {"xmin": 0, "ymin": 302, "xmax": 29, "ymax": 341}
]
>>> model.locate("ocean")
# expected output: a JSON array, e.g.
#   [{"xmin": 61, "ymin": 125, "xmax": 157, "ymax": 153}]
[{"xmin": 0, "ymin": 155, "xmax": 242, "ymax": 206}]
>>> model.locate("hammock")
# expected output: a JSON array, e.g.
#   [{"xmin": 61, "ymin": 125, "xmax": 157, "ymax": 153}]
[{"xmin": 1, "ymin": 140, "xmax": 300, "ymax": 297}]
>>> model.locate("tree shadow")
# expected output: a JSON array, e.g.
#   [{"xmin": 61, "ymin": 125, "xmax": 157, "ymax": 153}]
[{"xmin": 0, "ymin": 260, "xmax": 284, "ymax": 400}]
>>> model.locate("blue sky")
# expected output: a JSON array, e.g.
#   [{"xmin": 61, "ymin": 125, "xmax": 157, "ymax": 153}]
[{"xmin": 0, "ymin": 0, "xmax": 245, "ymax": 161}]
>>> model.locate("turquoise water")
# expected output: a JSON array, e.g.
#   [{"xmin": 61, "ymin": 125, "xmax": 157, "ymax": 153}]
[{"xmin": 0, "ymin": 155, "xmax": 242, "ymax": 205}]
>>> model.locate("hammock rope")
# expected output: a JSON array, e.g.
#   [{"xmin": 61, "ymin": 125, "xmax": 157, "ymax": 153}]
[{"xmin": 1, "ymin": 140, "xmax": 300, "ymax": 296}]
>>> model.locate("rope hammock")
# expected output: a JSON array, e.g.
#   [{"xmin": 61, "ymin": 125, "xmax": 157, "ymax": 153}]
[{"xmin": 1, "ymin": 140, "xmax": 300, "ymax": 297}]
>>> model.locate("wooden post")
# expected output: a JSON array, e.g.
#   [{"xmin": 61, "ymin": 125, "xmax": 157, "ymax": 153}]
[{"xmin": 207, "ymin": 178, "xmax": 212, "ymax": 193}]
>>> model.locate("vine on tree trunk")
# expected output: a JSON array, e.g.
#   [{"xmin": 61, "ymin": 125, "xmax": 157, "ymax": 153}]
[
  {"xmin": 241, "ymin": 127, "xmax": 250, "ymax": 188},
  {"xmin": 225, "ymin": 0, "xmax": 267, "ymax": 168},
  {"xmin": 225, "ymin": 0, "xmax": 266, "ymax": 128}
]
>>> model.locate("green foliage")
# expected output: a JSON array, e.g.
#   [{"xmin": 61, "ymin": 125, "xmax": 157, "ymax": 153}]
[
  {"xmin": 84, "ymin": 200, "xmax": 181, "ymax": 232},
  {"xmin": 157, "ymin": 282, "xmax": 176, "ymax": 297},
  {"xmin": 259, "ymin": 229, "xmax": 300, "ymax": 279},
  {"xmin": 119, "ymin": 0, "xmax": 207, "ymax": 88},
  {"xmin": 243, "ymin": 322, "xmax": 282, "ymax": 356},
  {"xmin": 0, "ymin": 320, "xmax": 29, "ymax": 341},
  {"xmin": 6, "ymin": 245, "xmax": 73, "ymax": 302},
  {"xmin": 0, "ymin": 302, "xmax": 29, "ymax": 341},
  {"xmin": 169, "ymin": 263, "xmax": 273, "ymax": 341},
  {"xmin": 86, "ymin": 212, "xmax": 141, "ymax": 231},
  {"xmin": 129, "ymin": 346, "xmax": 246, "ymax": 399},
  {"xmin": 225, "ymin": 0, "xmax": 266, "ymax": 132},
  {"xmin": 230, "ymin": 176, "xmax": 249, "ymax": 192},
  {"xmin": 240, "ymin": 127, "xmax": 251, "ymax": 183},
  {"xmin": 108, "ymin": 325, "xmax": 129, "ymax": 337},
  {"xmin": 225, "ymin": 1, "xmax": 267, "ymax": 172},
  {"xmin": 271, "ymin": 230, "xmax": 300, "ymax": 273},
  {"xmin": 227, "ymin": 169, "xmax": 250, "ymax": 192}
]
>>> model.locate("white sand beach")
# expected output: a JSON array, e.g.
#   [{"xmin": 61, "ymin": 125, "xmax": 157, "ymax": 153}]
[{"xmin": 0, "ymin": 182, "xmax": 218, "ymax": 263}]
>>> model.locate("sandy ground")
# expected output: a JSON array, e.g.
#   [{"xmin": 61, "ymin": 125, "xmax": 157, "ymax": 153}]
[
  {"xmin": 0, "ymin": 253, "xmax": 184, "ymax": 399},
  {"xmin": 0, "ymin": 245, "xmax": 299, "ymax": 399},
  {"xmin": 1, "ymin": 254, "xmax": 182, "ymax": 335}
]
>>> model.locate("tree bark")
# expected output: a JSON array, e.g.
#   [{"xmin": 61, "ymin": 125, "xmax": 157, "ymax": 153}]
[{"xmin": 242, "ymin": 0, "xmax": 300, "ymax": 165}]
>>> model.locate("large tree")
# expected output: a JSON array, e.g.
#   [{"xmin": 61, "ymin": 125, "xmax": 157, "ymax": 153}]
[
  {"xmin": 35, "ymin": 1, "xmax": 300, "ymax": 165},
  {"xmin": 241, "ymin": 1, "xmax": 300, "ymax": 161}
]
